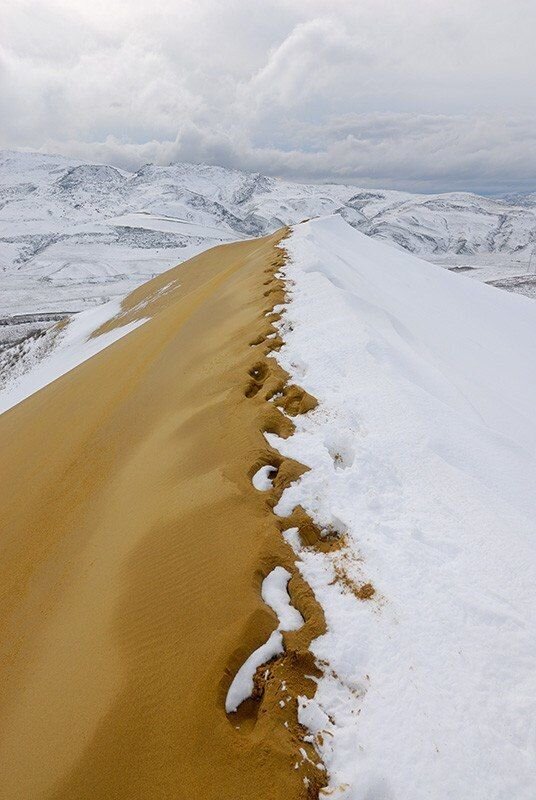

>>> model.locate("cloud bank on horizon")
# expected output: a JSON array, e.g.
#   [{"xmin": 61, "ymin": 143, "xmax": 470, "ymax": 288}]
[{"xmin": 1, "ymin": 0, "xmax": 535, "ymax": 193}]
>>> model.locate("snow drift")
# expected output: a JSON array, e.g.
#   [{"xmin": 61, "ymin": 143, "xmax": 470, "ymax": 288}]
[{"xmin": 271, "ymin": 215, "xmax": 536, "ymax": 799}]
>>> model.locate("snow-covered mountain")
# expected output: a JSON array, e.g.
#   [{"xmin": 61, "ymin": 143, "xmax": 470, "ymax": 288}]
[
  {"xmin": 1, "ymin": 150, "xmax": 536, "ymax": 321},
  {"xmin": 497, "ymin": 191, "xmax": 536, "ymax": 208}
]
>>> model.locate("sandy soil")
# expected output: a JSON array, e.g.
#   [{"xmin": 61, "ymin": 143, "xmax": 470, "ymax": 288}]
[{"xmin": 0, "ymin": 231, "xmax": 328, "ymax": 800}]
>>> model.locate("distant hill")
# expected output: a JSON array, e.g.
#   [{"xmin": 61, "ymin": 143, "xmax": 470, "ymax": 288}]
[{"xmin": 1, "ymin": 149, "xmax": 535, "ymax": 315}]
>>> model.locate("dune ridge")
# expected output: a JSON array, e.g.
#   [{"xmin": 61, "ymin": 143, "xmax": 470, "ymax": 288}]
[{"xmin": 0, "ymin": 230, "xmax": 331, "ymax": 799}]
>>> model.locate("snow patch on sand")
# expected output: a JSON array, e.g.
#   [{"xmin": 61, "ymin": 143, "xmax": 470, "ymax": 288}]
[
  {"xmin": 225, "ymin": 630, "xmax": 284, "ymax": 714},
  {"xmin": 225, "ymin": 567, "xmax": 303, "ymax": 714},
  {"xmin": 261, "ymin": 566, "xmax": 304, "ymax": 632},
  {"xmin": 252, "ymin": 464, "xmax": 277, "ymax": 491}
]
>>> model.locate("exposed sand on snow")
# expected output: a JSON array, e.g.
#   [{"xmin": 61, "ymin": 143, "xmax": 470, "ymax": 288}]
[{"xmin": 0, "ymin": 233, "xmax": 326, "ymax": 799}]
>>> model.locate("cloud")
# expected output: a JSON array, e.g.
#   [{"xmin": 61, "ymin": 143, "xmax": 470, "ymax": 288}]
[
  {"xmin": 239, "ymin": 18, "xmax": 363, "ymax": 111},
  {"xmin": 1, "ymin": 0, "xmax": 535, "ymax": 192}
]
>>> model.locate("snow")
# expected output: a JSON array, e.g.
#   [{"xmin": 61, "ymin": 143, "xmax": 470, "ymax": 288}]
[
  {"xmin": 225, "ymin": 567, "xmax": 303, "ymax": 713},
  {"xmin": 261, "ymin": 566, "xmax": 304, "ymax": 632},
  {"xmin": 252, "ymin": 464, "xmax": 277, "ymax": 491},
  {"xmin": 1, "ymin": 150, "xmax": 536, "ymax": 321},
  {"xmin": 225, "ymin": 630, "xmax": 284, "ymax": 714},
  {"xmin": 269, "ymin": 216, "xmax": 536, "ymax": 799},
  {"xmin": 106, "ymin": 212, "xmax": 238, "ymax": 239},
  {"xmin": 0, "ymin": 299, "xmax": 146, "ymax": 415}
]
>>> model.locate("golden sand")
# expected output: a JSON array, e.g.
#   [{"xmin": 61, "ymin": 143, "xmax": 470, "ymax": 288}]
[{"xmin": 0, "ymin": 232, "xmax": 327, "ymax": 799}]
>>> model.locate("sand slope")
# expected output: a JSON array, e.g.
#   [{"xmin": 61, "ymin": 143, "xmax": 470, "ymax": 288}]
[{"xmin": 0, "ymin": 232, "xmax": 325, "ymax": 799}]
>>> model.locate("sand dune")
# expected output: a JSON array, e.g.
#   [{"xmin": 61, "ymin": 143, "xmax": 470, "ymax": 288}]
[{"xmin": 0, "ymin": 232, "xmax": 325, "ymax": 799}]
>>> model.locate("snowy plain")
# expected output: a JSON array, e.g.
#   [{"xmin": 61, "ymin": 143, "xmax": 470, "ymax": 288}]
[{"xmin": 268, "ymin": 216, "xmax": 536, "ymax": 799}]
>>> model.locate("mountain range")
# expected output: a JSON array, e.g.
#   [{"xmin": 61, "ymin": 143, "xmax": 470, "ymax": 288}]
[{"xmin": 1, "ymin": 149, "xmax": 535, "ymax": 320}]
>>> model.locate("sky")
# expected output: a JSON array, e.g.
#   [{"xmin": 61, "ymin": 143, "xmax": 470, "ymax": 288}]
[{"xmin": 1, "ymin": 0, "xmax": 535, "ymax": 193}]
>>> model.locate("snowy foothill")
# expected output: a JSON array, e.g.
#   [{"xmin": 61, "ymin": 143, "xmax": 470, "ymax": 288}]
[
  {"xmin": 268, "ymin": 216, "xmax": 536, "ymax": 799},
  {"xmin": 0, "ymin": 299, "xmax": 147, "ymax": 416},
  {"xmin": 225, "ymin": 567, "xmax": 303, "ymax": 714}
]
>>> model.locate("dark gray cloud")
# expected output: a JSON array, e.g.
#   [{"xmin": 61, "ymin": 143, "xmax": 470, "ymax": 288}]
[{"xmin": 1, "ymin": 0, "xmax": 535, "ymax": 192}]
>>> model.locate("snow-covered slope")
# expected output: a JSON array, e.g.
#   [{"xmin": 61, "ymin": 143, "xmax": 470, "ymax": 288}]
[
  {"xmin": 0, "ymin": 298, "xmax": 147, "ymax": 415},
  {"xmin": 1, "ymin": 150, "xmax": 535, "ymax": 320},
  {"xmin": 270, "ymin": 216, "xmax": 536, "ymax": 799},
  {"xmin": 498, "ymin": 191, "xmax": 536, "ymax": 208}
]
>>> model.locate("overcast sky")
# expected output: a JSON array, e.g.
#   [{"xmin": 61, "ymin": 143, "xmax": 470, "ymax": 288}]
[{"xmin": 1, "ymin": 0, "xmax": 535, "ymax": 193}]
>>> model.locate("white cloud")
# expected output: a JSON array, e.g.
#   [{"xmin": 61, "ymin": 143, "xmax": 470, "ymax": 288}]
[{"xmin": 1, "ymin": 0, "xmax": 535, "ymax": 192}]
